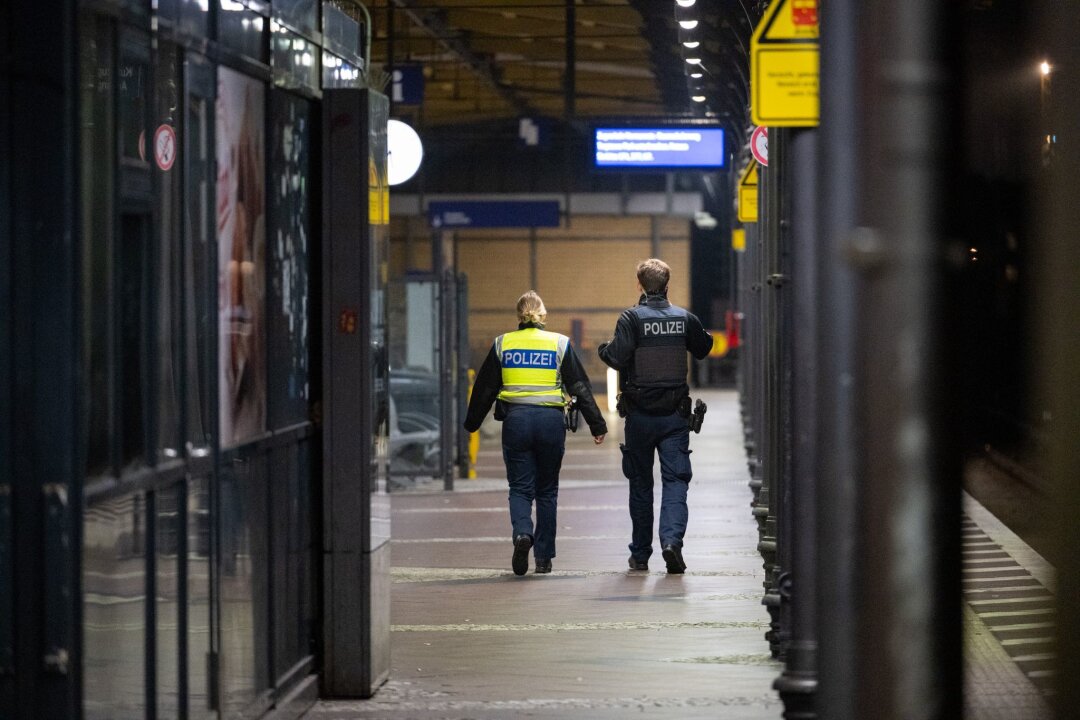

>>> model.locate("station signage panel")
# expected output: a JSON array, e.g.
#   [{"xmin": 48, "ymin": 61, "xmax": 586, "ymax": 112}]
[
  {"xmin": 751, "ymin": 0, "xmax": 820, "ymax": 126},
  {"xmin": 429, "ymin": 200, "xmax": 561, "ymax": 229},
  {"xmin": 592, "ymin": 127, "xmax": 725, "ymax": 169},
  {"xmin": 738, "ymin": 163, "xmax": 759, "ymax": 224}
]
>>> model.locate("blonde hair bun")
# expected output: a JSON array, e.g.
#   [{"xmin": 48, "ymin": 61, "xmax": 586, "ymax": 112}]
[{"xmin": 516, "ymin": 290, "xmax": 547, "ymax": 325}]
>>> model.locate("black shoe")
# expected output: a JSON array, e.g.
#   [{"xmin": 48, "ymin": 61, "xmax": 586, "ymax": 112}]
[
  {"xmin": 628, "ymin": 557, "xmax": 649, "ymax": 572},
  {"xmin": 662, "ymin": 544, "xmax": 686, "ymax": 574},
  {"xmin": 534, "ymin": 559, "xmax": 552, "ymax": 574},
  {"xmin": 512, "ymin": 534, "xmax": 533, "ymax": 576}
]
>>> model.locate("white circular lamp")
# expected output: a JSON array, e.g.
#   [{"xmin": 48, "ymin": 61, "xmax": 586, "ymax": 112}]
[{"xmin": 387, "ymin": 119, "xmax": 423, "ymax": 185}]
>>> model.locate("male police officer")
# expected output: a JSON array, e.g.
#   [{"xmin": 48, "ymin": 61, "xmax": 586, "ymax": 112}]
[{"xmin": 598, "ymin": 259, "xmax": 712, "ymax": 574}]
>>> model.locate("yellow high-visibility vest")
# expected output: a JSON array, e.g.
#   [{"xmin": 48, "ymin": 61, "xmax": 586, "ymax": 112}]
[{"xmin": 495, "ymin": 328, "xmax": 568, "ymax": 407}]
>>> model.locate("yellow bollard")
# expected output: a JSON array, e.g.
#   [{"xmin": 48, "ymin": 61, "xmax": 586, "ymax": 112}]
[{"xmin": 466, "ymin": 368, "xmax": 479, "ymax": 478}]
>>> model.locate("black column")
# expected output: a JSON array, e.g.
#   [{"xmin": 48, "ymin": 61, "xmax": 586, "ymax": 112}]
[
  {"xmin": 761, "ymin": 129, "xmax": 785, "ymax": 658},
  {"xmin": 1036, "ymin": 4, "xmax": 1080, "ymax": 718},
  {"xmin": 775, "ymin": 126, "xmax": 818, "ymax": 718},
  {"xmin": 321, "ymin": 89, "xmax": 392, "ymax": 698},
  {"xmin": 815, "ymin": 1, "xmax": 862, "ymax": 716},
  {"xmin": 853, "ymin": 2, "xmax": 961, "ymax": 718},
  {"xmin": 3, "ymin": 0, "xmax": 83, "ymax": 717}
]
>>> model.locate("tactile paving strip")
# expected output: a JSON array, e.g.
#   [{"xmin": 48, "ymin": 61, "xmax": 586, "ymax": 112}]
[{"xmin": 962, "ymin": 514, "xmax": 1055, "ymax": 693}]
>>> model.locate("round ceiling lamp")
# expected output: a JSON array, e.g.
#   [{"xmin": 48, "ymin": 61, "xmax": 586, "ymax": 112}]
[{"xmin": 387, "ymin": 119, "xmax": 424, "ymax": 186}]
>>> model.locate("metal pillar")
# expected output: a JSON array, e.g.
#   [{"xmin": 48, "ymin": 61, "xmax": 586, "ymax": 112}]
[
  {"xmin": 434, "ymin": 230, "xmax": 457, "ymax": 491},
  {"xmin": 321, "ymin": 89, "xmax": 392, "ymax": 698},
  {"xmin": 750, "ymin": 187, "xmax": 769, "ymax": 616},
  {"xmin": 815, "ymin": 1, "xmax": 862, "ymax": 716},
  {"xmin": 1037, "ymin": 4, "xmax": 1080, "ymax": 716},
  {"xmin": 775, "ymin": 127, "xmax": 819, "ymax": 718},
  {"xmin": 2, "ymin": 1, "xmax": 82, "ymax": 717},
  {"xmin": 761, "ymin": 129, "xmax": 785, "ymax": 658},
  {"xmin": 743, "ymin": 219, "xmax": 761, "ymax": 496},
  {"xmin": 853, "ymin": 2, "xmax": 960, "ymax": 719},
  {"xmin": 456, "ymin": 274, "xmax": 471, "ymax": 479}
]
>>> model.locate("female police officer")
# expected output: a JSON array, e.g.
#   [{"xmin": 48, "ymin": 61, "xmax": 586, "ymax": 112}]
[{"xmin": 464, "ymin": 291, "xmax": 607, "ymax": 575}]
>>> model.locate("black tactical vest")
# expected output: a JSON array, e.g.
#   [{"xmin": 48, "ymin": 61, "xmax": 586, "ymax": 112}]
[{"xmin": 628, "ymin": 301, "xmax": 689, "ymax": 389}]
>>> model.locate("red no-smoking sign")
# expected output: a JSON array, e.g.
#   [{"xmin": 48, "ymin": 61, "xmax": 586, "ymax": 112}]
[
  {"xmin": 751, "ymin": 126, "xmax": 768, "ymax": 167},
  {"xmin": 154, "ymin": 124, "xmax": 177, "ymax": 172}
]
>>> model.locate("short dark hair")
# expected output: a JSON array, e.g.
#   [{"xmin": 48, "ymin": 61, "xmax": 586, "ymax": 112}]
[{"xmin": 636, "ymin": 258, "xmax": 670, "ymax": 294}]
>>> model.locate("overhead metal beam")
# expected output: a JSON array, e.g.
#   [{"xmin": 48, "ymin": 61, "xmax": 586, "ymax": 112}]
[{"xmin": 393, "ymin": 0, "xmax": 534, "ymax": 115}]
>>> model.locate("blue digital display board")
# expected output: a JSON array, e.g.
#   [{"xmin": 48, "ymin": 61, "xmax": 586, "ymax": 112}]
[{"xmin": 593, "ymin": 127, "xmax": 726, "ymax": 169}]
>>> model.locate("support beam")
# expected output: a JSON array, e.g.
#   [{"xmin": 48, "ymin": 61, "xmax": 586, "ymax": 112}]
[{"xmin": 393, "ymin": 0, "xmax": 533, "ymax": 116}]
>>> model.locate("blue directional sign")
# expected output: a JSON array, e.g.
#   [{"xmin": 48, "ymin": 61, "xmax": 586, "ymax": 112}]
[{"xmin": 429, "ymin": 201, "xmax": 561, "ymax": 229}]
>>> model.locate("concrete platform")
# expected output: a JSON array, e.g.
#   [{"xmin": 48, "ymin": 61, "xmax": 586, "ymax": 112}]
[
  {"xmin": 307, "ymin": 389, "xmax": 784, "ymax": 719},
  {"xmin": 304, "ymin": 389, "xmax": 1055, "ymax": 719}
]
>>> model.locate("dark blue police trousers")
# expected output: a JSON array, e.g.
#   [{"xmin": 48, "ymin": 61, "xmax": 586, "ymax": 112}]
[
  {"xmin": 621, "ymin": 411, "xmax": 692, "ymax": 562},
  {"xmin": 501, "ymin": 404, "xmax": 566, "ymax": 561}
]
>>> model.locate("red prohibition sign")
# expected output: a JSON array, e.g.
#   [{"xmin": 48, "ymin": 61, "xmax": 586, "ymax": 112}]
[
  {"xmin": 751, "ymin": 126, "xmax": 768, "ymax": 167},
  {"xmin": 154, "ymin": 124, "xmax": 177, "ymax": 171}
]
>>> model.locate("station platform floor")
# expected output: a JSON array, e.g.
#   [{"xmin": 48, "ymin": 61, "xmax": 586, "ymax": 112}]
[{"xmin": 305, "ymin": 389, "xmax": 1054, "ymax": 720}]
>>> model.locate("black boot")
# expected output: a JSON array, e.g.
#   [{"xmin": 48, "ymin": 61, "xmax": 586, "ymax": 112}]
[
  {"xmin": 662, "ymin": 544, "xmax": 686, "ymax": 574},
  {"xmin": 512, "ymin": 534, "xmax": 533, "ymax": 576}
]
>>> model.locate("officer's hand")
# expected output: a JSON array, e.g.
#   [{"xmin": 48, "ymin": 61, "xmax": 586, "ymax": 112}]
[{"xmin": 593, "ymin": 434, "xmax": 605, "ymax": 445}]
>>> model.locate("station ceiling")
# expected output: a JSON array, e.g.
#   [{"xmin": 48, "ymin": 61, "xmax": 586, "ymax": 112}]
[{"xmin": 363, "ymin": 0, "xmax": 758, "ymax": 135}]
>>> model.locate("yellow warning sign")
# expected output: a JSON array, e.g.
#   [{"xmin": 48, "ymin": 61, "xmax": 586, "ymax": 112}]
[
  {"xmin": 368, "ymin": 157, "xmax": 390, "ymax": 225},
  {"xmin": 732, "ymin": 228, "xmax": 746, "ymax": 253},
  {"xmin": 751, "ymin": 0, "xmax": 819, "ymax": 127},
  {"xmin": 737, "ymin": 164, "xmax": 758, "ymax": 224}
]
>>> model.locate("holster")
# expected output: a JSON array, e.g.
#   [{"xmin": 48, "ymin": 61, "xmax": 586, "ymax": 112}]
[
  {"xmin": 564, "ymin": 396, "xmax": 580, "ymax": 432},
  {"xmin": 494, "ymin": 399, "xmax": 508, "ymax": 421}
]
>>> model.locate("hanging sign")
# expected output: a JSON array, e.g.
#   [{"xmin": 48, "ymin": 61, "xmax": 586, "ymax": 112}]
[
  {"xmin": 737, "ymin": 163, "xmax": 759, "ymax": 224},
  {"xmin": 154, "ymin": 124, "xmax": 177, "ymax": 171},
  {"xmin": 750, "ymin": 0, "xmax": 820, "ymax": 126}
]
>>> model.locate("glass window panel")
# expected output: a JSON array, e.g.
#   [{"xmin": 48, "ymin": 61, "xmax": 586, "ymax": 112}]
[
  {"xmin": 271, "ymin": 26, "xmax": 318, "ymax": 92},
  {"xmin": 296, "ymin": 439, "xmax": 315, "ymax": 664},
  {"xmin": 156, "ymin": 485, "xmax": 182, "ymax": 717},
  {"xmin": 268, "ymin": 93, "xmax": 311, "ymax": 428},
  {"xmin": 218, "ymin": 3, "xmax": 266, "ymax": 63},
  {"xmin": 156, "ymin": 0, "xmax": 210, "ymax": 38},
  {"xmin": 273, "ymin": 0, "xmax": 316, "ymax": 36},
  {"xmin": 219, "ymin": 454, "xmax": 271, "ymax": 714},
  {"xmin": 269, "ymin": 440, "xmax": 314, "ymax": 679},
  {"xmin": 183, "ymin": 59, "xmax": 213, "ymax": 452},
  {"xmin": 120, "ymin": 213, "xmax": 148, "ymax": 467},
  {"xmin": 157, "ymin": 0, "xmax": 180, "ymax": 22},
  {"xmin": 216, "ymin": 67, "xmax": 267, "ymax": 447},
  {"xmin": 83, "ymin": 493, "xmax": 147, "ymax": 720},
  {"xmin": 369, "ymin": 98, "xmax": 392, "ymax": 535},
  {"xmin": 181, "ymin": 0, "xmax": 210, "ymax": 36},
  {"xmin": 80, "ymin": 14, "xmax": 115, "ymax": 476},
  {"xmin": 187, "ymin": 476, "xmax": 213, "ymax": 715},
  {"xmin": 321, "ymin": 51, "xmax": 362, "ymax": 89},
  {"xmin": 270, "ymin": 445, "xmax": 294, "ymax": 679},
  {"xmin": 322, "ymin": 2, "xmax": 362, "ymax": 65},
  {"xmin": 156, "ymin": 42, "xmax": 183, "ymax": 461},
  {"xmin": 118, "ymin": 48, "xmax": 150, "ymax": 168}
]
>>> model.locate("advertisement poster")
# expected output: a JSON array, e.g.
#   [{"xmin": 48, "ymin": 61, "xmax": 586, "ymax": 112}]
[{"xmin": 217, "ymin": 67, "xmax": 266, "ymax": 446}]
